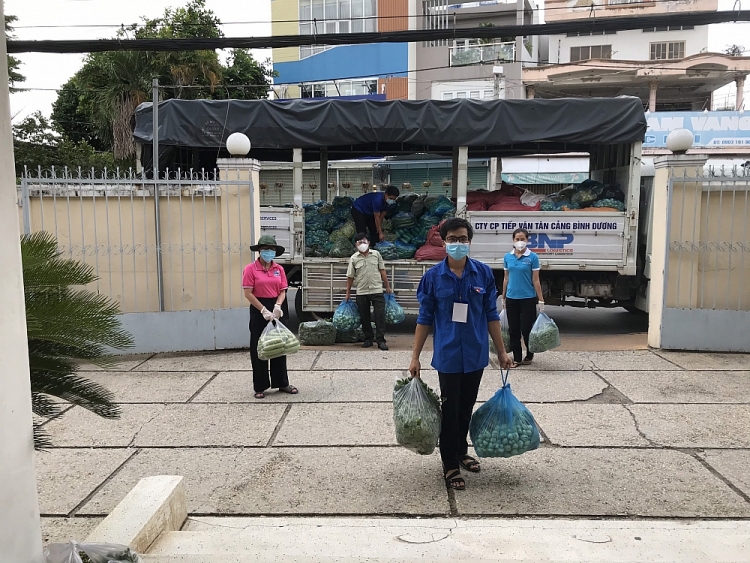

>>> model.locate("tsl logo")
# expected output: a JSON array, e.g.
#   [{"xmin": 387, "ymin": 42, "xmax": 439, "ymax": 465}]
[{"xmin": 528, "ymin": 233, "xmax": 574, "ymax": 255}]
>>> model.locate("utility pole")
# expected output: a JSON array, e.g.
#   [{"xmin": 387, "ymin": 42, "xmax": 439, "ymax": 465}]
[
  {"xmin": 152, "ymin": 78, "xmax": 165, "ymax": 312},
  {"xmin": 0, "ymin": 1, "xmax": 45, "ymax": 560},
  {"xmin": 493, "ymin": 65, "xmax": 504, "ymax": 100}
]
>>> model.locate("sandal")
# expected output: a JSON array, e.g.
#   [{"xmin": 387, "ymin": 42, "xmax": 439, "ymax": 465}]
[
  {"xmin": 459, "ymin": 455, "xmax": 481, "ymax": 473},
  {"xmin": 522, "ymin": 355, "xmax": 534, "ymax": 366},
  {"xmin": 511, "ymin": 362, "xmax": 522, "ymax": 368},
  {"xmin": 254, "ymin": 392, "xmax": 265, "ymax": 399},
  {"xmin": 278, "ymin": 385, "xmax": 298, "ymax": 395},
  {"xmin": 444, "ymin": 469, "xmax": 465, "ymax": 491}
]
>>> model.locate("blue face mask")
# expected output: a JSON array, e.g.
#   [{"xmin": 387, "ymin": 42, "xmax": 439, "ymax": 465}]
[
  {"xmin": 386, "ymin": 198, "xmax": 396, "ymax": 205},
  {"xmin": 260, "ymin": 250, "xmax": 276, "ymax": 263},
  {"xmin": 446, "ymin": 243, "xmax": 470, "ymax": 260}
]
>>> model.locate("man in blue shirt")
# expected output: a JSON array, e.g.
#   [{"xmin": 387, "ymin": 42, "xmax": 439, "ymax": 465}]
[
  {"xmin": 351, "ymin": 185, "xmax": 399, "ymax": 243},
  {"xmin": 409, "ymin": 218, "xmax": 512, "ymax": 491}
]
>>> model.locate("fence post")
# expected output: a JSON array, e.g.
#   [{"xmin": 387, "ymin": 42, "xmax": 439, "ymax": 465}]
[
  {"xmin": 648, "ymin": 153, "xmax": 708, "ymax": 349},
  {"xmin": 152, "ymin": 78, "xmax": 165, "ymax": 312},
  {"xmin": 20, "ymin": 176, "xmax": 31, "ymax": 235}
]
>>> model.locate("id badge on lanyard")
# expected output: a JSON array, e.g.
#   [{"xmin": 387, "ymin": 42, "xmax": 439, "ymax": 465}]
[{"xmin": 451, "ymin": 278, "xmax": 468, "ymax": 323}]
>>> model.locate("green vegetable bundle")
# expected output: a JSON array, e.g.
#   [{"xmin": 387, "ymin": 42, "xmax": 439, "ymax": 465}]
[
  {"xmin": 298, "ymin": 320, "xmax": 337, "ymax": 346},
  {"xmin": 527, "ymin": 312, "xmax": 561, "ymax": 353},
  {"xmin": 469, "ymin": 371, "xmax": 540, "ymax": 458},
  {"xmin": 333, "ymin": 299, "xmax": 361, "ymax": 332},
  {"xmin": 490, "ymin": 309, "xmax": 512, "ymax": 354},
  {"xmin": 591, "ymin": 198, "xmax": 625, "ymax": 211},
  {"xmin": 329, "ymin": 239, "xmax": 355, "ymax": 258},
  {"xmin": 393, "ymin": 377, "xmax": 442, "ymax": 455},
  {"xmin": 257, "ymin": 320, "xmax": 300, "ymax": 360}
]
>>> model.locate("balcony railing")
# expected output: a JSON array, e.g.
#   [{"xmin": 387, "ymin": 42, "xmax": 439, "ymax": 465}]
[{"xmin": 449, "ymin": 42, "xmax": 516, "ymax": 67}]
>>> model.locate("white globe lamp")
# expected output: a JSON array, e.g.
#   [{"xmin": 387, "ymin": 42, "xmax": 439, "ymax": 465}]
[
  {"xmin": 226, "ymin": 132, "xmax": 251, "ymax": 156},
  {"xmin": 665, "ymin": 128, "xmax": 694, "ymax": 154}
]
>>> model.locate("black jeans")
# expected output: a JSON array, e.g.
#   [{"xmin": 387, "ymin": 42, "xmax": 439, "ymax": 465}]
[
  {"xmin": 351, "ymin": 208, "xmax": 379, "ymax": 242},
  {"xmin": 506, "ymin": 297, "xmax": 538, "ymax": 363},
  {"xmin": 356, "ymin": 293, "xmax": 386, "ymax": 343},
  {"xmin": 249, "ymin": 296, "xmax": 290, "ymax": 393},
  {"xmin": 438, "ymin": 369, "xmax": 484, "ymax": 472}
]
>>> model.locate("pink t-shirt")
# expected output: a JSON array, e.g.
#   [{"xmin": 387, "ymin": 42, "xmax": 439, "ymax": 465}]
[{"xmin": 242, "ymin": 260, "xmax": 288, "ymax": 298}]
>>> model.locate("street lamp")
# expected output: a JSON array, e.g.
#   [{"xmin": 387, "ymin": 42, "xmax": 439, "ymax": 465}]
[{"xmin": 226, "ymin": 132, "xmax": 251, "ymax": 156}]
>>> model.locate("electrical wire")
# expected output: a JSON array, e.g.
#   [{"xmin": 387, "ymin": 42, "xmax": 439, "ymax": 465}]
[{"xmin": 8, "ymin": 10, "xmax": 750, "ymax": 53}]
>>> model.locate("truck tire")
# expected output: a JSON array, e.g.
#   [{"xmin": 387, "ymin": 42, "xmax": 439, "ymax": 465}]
[{"xmin": 294, "ymin": 288, "xmax": 333, "ymax": 322}]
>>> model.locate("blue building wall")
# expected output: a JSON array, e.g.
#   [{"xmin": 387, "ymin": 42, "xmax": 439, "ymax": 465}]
[{"xmin": 274, "ymin": 43, "xmax": 408, "ymax": 84}]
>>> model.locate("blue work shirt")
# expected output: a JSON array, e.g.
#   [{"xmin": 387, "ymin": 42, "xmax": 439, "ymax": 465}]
[
  {"xmin": 503, "ymin": 249, "xmax": 540, "ymax": 299},
  {"xmin": 416, "ymin": 257, "xmax": 501, "ymax": 374},
  {"xmin": 352, "ymin": 191, "xmax": 388, "ymax": 215}
]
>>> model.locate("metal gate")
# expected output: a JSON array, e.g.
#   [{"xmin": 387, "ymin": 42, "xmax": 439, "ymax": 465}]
[{"xmin": 656, "ymin": 163, "xmax": 750, "ymax": 351}]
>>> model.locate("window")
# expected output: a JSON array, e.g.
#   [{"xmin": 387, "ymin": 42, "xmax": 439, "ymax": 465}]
[
  {"xmin": 300, "ymin": 79, "xmax": 378, "ymax": 98},
  {"xmin": 570, "ymin": 45, "xmax": 613, "ymax": 62},
  {"xmin": 470, "ymin": 91, "xmax": 481, "ymax": 99},
  {"xmin": 650, "ymin": 41, "xmax": 685, "ymax": 60},
  {"xmin": 643, "ymin": 25, "xmax": 694, "ymax": 32},
  {"xmin": 442, "ymin": 92, "xmax": 454, "ymax": 100},
  {"xmin": 567, "ymin": 30, "xmax": 616, "ymax": 37},
  {"xmin": 299, "ymin": 0, "xmax": 377, "ymax": 59}
]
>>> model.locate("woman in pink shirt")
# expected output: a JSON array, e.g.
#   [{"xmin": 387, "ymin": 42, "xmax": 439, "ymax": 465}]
[{"xmin": 242, "ymin": 236, "xmax": 298, "ymax": 399}]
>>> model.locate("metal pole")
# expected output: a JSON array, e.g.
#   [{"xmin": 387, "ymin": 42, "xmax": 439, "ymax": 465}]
[
  {"xmin": 20, "ymin": 177, "xmax": 31, "ymax": 234},
  {"xmin": 320, "ymin": 148, "xmax": 328, "ymax": 201},
  {"xmin": 152, "ymin": 78, "xmax": 165, "ymax": 312}
]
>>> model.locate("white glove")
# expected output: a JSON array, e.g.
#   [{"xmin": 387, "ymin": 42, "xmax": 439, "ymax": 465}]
[
  {"xmin": 537, "ymin": 302, "xmax": 545, "ymax": 314},
  {"xmin": 261, "ymin": 307, "xmax": 274, "ymax": 321},
  {"xmin": 273, "ymin": 304, "xmax": 283, "ymax": 319}
]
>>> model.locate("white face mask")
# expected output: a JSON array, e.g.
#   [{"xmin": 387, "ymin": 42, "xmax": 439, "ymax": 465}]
[
  {"xmin": 357, "ymin": 243, "xmax": 369, "ymax": 253},
  {"xmin": 514, "ymin": 240, "xmax": 527, "ymax": 251}
]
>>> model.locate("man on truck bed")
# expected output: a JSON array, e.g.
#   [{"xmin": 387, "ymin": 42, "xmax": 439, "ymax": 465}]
[{"xmin": 351, "ymin": 185, "xmax": 399, "ymax": 243}]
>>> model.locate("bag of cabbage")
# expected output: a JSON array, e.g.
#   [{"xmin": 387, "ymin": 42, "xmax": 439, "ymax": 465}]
[{"xmin": 469, "ymin": 370, "xmax": 540, "ymax": 458}]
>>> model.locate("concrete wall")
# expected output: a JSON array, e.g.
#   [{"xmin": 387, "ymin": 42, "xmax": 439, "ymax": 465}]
[
  {"xmin": 547, "ymin": 27, "xmax": 710, "ymax": 65},
  {"xmin": 544, "ymin": 0, "xmax": 718, "ymax": 23}
]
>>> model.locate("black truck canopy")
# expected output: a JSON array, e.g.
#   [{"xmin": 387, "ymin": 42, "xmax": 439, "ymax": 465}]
[{"xmin": 133, "ymin": 97, "xmax": 647, "ymax": 163}]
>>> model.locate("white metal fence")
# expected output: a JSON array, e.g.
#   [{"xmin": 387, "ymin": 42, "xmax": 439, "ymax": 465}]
[{"xmin": 18, "ymin": 167, "xmax": 256, "ymax": 313}]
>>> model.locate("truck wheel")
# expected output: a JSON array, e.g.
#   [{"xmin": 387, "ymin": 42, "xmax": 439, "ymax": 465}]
[{"xmin": 294, "ymin": 288, "xmax": 333, "ymax": 322}]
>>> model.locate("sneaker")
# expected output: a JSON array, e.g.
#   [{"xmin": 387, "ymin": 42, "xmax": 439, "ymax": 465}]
[
  {"xmin": 378, "ymin": 342, "xmax": 389, "ymax": 351},
  {"xmin": 362, "ymin": 340, "xmax": 373, "ymax": 348}
]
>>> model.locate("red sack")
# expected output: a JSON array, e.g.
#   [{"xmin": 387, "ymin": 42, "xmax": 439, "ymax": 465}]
[
  {"xmin": 426, "ymin": 224, "xmax": 444, "ymax": 247},
  {"xmin": 415, "ymin": 243, "xmax": 447, "ymax": 261},
  {"xmin": 467, "ymin": 201, "xmax": 487, "ymax": 211},
  {"xmin": 488, "ymin": 198, "xmax": 541, "ymax": 212},
  {"xmin": 467, "ymin": 191, "xmax": 491, "ymax": 205}
]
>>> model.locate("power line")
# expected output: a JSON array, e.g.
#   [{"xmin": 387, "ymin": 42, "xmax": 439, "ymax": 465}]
[{"xmin": 8, "ymin": 10, "xmax": 750, "ymax": 54}]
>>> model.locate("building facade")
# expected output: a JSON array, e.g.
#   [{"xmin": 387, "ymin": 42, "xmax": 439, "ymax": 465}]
[
  {"xmin": 414, "ymin": 0, "xmax": 539, "ymax": 101},
  {"xmin": 271, "ymin": 0, "xmax": 414, "ymax": 100}
]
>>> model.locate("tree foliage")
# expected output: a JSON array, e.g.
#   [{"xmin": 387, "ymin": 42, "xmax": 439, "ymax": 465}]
[
  {"xmin": 6, "ymin": 15, "xmax": 25, "ymax": 92},
  {"xmin": 49, "ymin": 0, "xmax": 274, "ymax": 161},
  {"xmin": 724, "ymin": 44, "xmax": 746, "ymax": 57},
  {"xmin": 22, "ymin": 232, "xmax": 133, "ymax": 450}
]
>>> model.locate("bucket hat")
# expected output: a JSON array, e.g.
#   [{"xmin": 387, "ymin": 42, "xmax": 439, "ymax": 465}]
[{"xmin": 250, "ymin": 235, "xmax": 285, "ymax": 257}]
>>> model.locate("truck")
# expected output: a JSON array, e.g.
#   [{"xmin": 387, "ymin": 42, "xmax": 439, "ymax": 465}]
[{"xmin": 133, "ymin": 96, "xmax": 649, "ymax": 320}]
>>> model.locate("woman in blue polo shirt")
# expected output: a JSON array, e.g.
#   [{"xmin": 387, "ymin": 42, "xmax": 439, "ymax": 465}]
[
  {"xmin": 502, "ymin": 228, "xmax": 545, "ymax": 367},
  {"xmin": 351, "ymin": 185, "xmax": 399, "ymax": 242}
]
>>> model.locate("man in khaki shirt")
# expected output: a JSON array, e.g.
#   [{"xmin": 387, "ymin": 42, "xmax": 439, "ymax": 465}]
[{"xmin": 345, "ymin": 232, "xmax": 393, "ymax": 350}]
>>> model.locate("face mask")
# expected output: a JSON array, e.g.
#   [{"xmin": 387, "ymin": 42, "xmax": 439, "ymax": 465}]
[
  {"xmin": 260, "ymin": 250, "xmax": 276, "ymax": 263},
  {"xmin": 357, "ymin": 243, "xmax": 369, "ymax": 253},
  {"xmin": 386, "ymin": 198, "xmax": 396, "ymax": 205},
  {"xmin": 446, "ymin": 243, "xmax": 470, "ymax": 260},
  {"xmin": 514, "ymin": 241, "xmax": 527, "ymax": 251}
]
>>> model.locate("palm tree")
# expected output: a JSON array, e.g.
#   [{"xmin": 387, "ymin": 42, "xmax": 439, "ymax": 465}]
[
  {"xmin": 22, "ymin": 232, "xmax": 134, "ymax": 450},
  {"xmin": 74, "ymin": 50, "xmax": 154, "ymax": 160}
]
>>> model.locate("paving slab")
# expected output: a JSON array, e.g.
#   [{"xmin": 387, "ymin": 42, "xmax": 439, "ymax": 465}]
[
  {"xmin": 41, "ymin": 517, "xmax": 103, "ymax": 545},
  {"xmin": 78, "ymin": 371, "xmax": 215, "ymax": 403},
  {"xmin": 586, "ymin": 350, "xmax": 678, "ymax": 371},
  {"xmin": 531, "ymin": 404, "xmax": 651, "ymax": 447},
  {"xmin": 454, "ymin": 448, "xmax": 750, "ymax": 517},
  {"xmin": 274, "ymin": 403, "xmax": 396, "ymax": 446},
  {"xmin": 43, "ymin": 405, "xmax": 167, "ymax": 447},
  {"xmin": 134, "ymin": 350, "xmax": 319, "ymax": 372},
  {"xmin": 656, "ymin": 351, "xmax": 750, "ymax": 371},
  {"xmin": 134, "ymin": 404, "xmax": 287, "ymax": 447},
  {"xmin": 313, "ymin": 350, "xmax": 432, "ymax": 371},
  {"xmin": 629, "ymin": 404, "xmax": 750, "ymax": 448},
  {"xmin": 510, "ymin": 352, "xmax": 595, "ymax": 371},
  {"xmin": 35, "ymin": 448, "xmax": 133, "ymax": 514},
  {"xmin": 80, "ymin": 448, "xmax": 450, "ymax": 516},
  {"xmin": 77, "ymin": 354, "xmax": 153, "ymax": 372},
  {"xmin": 601, "ymin": 370, "xmax": 750, "ymax": 404},
  {"xmin": 194, "ymin": 370, "xmax": 412, "ymax": 403},
  {"xmin": 472, "ymin": 370, "xmax": 607, "ymax": 403},
  {"xmin": 702, "ymin": 450, "xmax": 750, "ymax": 498}
]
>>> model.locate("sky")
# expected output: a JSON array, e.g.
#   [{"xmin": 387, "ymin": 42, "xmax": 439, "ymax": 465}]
[{"xmin": 6, "ymin": 0, "xmax": 750, "ymax": 122}]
